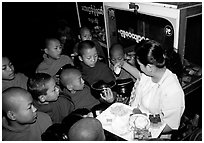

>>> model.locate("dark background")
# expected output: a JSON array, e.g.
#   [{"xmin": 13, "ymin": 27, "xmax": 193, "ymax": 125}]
[{"xmin": 2, "ymin": 2, "xmax": 79, "ymax": 76}]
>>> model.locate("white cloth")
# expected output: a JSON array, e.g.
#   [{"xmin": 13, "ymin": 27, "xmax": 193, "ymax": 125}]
[{"xmin": 129, "ymin": 69, "xmax": 185, "ymax": 130}]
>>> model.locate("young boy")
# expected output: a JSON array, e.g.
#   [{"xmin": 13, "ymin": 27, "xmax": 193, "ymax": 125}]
[
  {"xmin": 2, "ymin": 56, "xmax": 28, "ymax": 91},
  {"xmin": 36, "ymin": 38, "xmax": 74, "ymax": 77},
  {"xmin": 73, "ymin": 27, "xmax": 107, "ymax": 63},
  {"xmin": 109, "ymin": 43, "xmax": 136, "ymax": 81},
  {"xmin": 2, "ymin": 87, "xmax": 52, "ymax": 141},
  {"xmin": 77, "ymin": 40, "xmax": 115, "ymax": 86},
  {"xmin": 60, "ymin": 67, "xmax": 111, "ymax": 110},
  {"xmin": 27, "ymin": 73, "xmax": 75, "ymax": 124}
]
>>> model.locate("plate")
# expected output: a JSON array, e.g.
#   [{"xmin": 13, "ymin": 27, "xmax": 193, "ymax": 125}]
[
  {"xmin": 129, "ymin": 114, "xmax": 150, "ymax": 130},
  {"xmin": 109, "ymin": 103, "xmax": 131, "ymax": 117}
]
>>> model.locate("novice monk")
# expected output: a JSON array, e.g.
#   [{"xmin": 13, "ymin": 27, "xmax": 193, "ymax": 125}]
[
  {"xmin": 2, "ymin": 87, "xmax": 52, "ymax": 141},
  {"xmin": 36, "ymin": 38, "xmax": 73, "ymax": 76},
  {"xmin": 2, "ymin": 56, "xmax": 28, "ymax": 91},
  {"xmin": 68, "ymin": 117, "xmax": 106, "ymax": 141},
  {"xmin": 73, "ymin": 26, "xmax": 107, "ymax": 63},
  {"xmin": 109, "ymin": 43, "xmax": 136, "ymax": 81},
  {"xmin": 77, "ymin": 40, "xmax": 115, "ymax": 86},
  {"xmin": 60, "ymin": 67, "xmax": 101, "ymax": 110},
  {"xmin": 27, "ymin": 73, "xmax": 74, "ymax": 124}
]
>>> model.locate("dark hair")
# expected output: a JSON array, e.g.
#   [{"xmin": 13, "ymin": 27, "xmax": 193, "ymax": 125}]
[
  {"xmin": 78, "ymin": 40, "xmax": 96, "ymax": 56},
  {"xmin": 136, "ymin": 40, "xmax": 166, "ymax": 68},
  {"xmin": 27, "ymin": 73, "xmax": 52, "ymax": 100}
]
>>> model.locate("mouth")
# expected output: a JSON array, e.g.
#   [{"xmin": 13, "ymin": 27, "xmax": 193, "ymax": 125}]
[
  {"xmin": 9, "ymin": 73, "xmax": 15, "ymax": 78},
  {"xmin": 56, "ymin": 55, "xmax": 61, "ymax": 58},
  {"xmin": 33, "ymin": 113, "xmax": 38, "ymax": 120},
  {"xmin": 89, "ymin": 63, "xmax": 96, "ymax": 67}
]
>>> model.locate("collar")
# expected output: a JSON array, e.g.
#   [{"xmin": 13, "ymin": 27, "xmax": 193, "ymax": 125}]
[
  {"xmin": 2, "ymin": 116, "xmax": 30, "ymax": 133},
  {"xmin": 43, "ymin": 54, "xmax": 56, "ymax": 65},
  {"xmin": 157, "ymin": 69, "xmax": 170, "ymax": 86}
]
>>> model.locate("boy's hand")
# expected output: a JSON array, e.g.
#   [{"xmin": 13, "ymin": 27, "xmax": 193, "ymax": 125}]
[{"xmin": 100, "ymin": 88, "xmax": 114, "ymax": 103}]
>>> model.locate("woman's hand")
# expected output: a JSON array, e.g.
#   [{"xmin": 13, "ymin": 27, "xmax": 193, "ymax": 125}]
[{"xmin": 100, "ymin": 88, "xmax": 115, "ymax": 103}]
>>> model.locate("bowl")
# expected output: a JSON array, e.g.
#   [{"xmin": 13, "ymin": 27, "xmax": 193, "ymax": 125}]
[
  {"xmin": 129, "ymin": 114, "xmax": 150, "ymax": 130},
  {"xmin": 91, "ymin": 80, "xmax": 116, "ymax": 99},
  {"xmin": 115, "ymin": 78, "xmax": 134, "ymax": 97}
]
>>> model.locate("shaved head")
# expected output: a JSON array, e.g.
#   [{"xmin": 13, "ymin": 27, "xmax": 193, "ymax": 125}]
[
  {"xmin": 60, "ymin": 68, "xmax": 81, "ymax": 86},
  {"xmin": 110, "ymin": 43, "xmax": 124, "ymax": 56},
  {"xmin": 2, "ymin": 87, "xmax": 32, "ymax": 113},
  {"xmin": 68, "ymin": 117, "xmax": 105, "ymax": 141}
]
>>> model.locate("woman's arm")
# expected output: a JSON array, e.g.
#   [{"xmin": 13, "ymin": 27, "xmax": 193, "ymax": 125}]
[{"xmin": 122, "ymin": 61, "xmax": 141, "ymax": 80}]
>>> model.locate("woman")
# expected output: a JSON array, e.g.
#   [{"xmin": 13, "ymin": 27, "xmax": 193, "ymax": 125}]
[{"xmin": 116, "ymin": 40, "xmax": 185, "ymax": 134}]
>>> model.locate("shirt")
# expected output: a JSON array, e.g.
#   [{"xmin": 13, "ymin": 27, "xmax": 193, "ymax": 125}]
[
  {"xmin": 80, "ymin": 61, "xmax": 115, "ymax": 86},
  {"xmin": 33, "ymin": 95, "xmax": 74, "ymax": 124},
  {"xmin": 129, "ymin": 69, "xmax": 185, "ymax": 129},
  {"xmin": 2, "ymin": 73, "xmax": 28, "ymax": 91},
  {"xmin": 63, "ymin": 85, "xmax": 100, "ymax": 110},
  {"xmin": 36, "ymin": 54, "xmax": 73, "ymax": 76}
]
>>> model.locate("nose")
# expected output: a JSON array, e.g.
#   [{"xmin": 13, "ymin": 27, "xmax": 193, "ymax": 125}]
[
  {"xmin": 81, "ymin": 78, "xmax": 85, "ymax": 84},
  {"xmin": 7, "ymin": 65, "xmax": 14, "ymax": 72},
  {"xmin": 58, "ymin": 47, "xmax": 62, "ymax": 52},
  {"xmin": 55, "ymin": 86, "xmax": 60, "ymax": 93},
  {"xmin": 90, "ymin": 56, "xmax": 95, "ymax": 62},
  {"xmin": 32, "ymin": 105, "xmax": 37, "ymax": 112}
]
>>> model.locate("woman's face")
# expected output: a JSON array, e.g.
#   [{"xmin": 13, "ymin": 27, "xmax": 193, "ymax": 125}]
[{"xmin": 137, "ymin": 59, "xmax": 151, "ymax": 76}]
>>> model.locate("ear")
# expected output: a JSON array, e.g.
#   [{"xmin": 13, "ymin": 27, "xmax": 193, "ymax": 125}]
[
  {"xmin": 78, "ymin": 35, "xmax": 81, "ymax": 40},
  {"xmin": 67, "ymin": 84, "xmax": 73, "ymax": 91},
  {"xmin": 146, "ymin": 64, "xmax": 153, "ymax": 72},
  {"xmin": 44, "ymin": 48, "xmax": 48, "ymax": 54},
  {"xmin": 7, "ymin": 111, "xmax": 16, "ymax": 121},
  {"xmin": 78, "ymin": 56, "xmax": 83, "ymax": 61},
  {"xmin": 39, "ymin": 95, "xmax": 46, "ymax": 103}
]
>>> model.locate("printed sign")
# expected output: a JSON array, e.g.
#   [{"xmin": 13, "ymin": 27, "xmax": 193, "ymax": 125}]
[{"xmin": 77, "ymin": 2, "xmax": 106, "ymax": 45}]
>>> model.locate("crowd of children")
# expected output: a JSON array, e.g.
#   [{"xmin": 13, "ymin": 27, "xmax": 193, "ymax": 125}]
[
  {"xmin": 2, "ymin": 23, "xmax": 185, "ymax": 140},
  {"xmin": 2, "ymin": 25, "xmax": 134, "ymax": 141}
]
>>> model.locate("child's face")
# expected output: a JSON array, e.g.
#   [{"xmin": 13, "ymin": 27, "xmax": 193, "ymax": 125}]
[
  {"xmin": 14, "ymin": 94, "xmax": 37, "ymax": 124},
  {"xmin": 45, "ymin": 39, "xmax": 62, "ymax": 59},
  {"xmin": 45, "ymin": 78, "xmax": 60, "ymax": 102},
  {"xmin": 2, "ymin": 57, "xmax": 15, "ymax": 80},
  {"xmin": 80, "ymin": 29, "xmax": 92, "ymax": 41},
  {"xmin": 80, "ymin": 47, "xmax": 98, "ymax": 67},
  {"xmin": 110, "ymin": 49, "xmax": 125, "ymax": 65},
  {"xmin": 70, "ymin": 72, "xmax": 85, "ymax": 91}
]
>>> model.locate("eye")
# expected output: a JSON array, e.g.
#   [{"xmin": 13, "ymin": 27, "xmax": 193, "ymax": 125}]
[
  {"xmin": 2, "ymin": 66, "xmax": 6, "ymax": 70},
  {"xmin": 28, "ymin": 104, "xmax": 32, "ymax": 110},
  {"xmin": 8, "ymin": 62, "xmax": 13, "ymax": 66}
]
